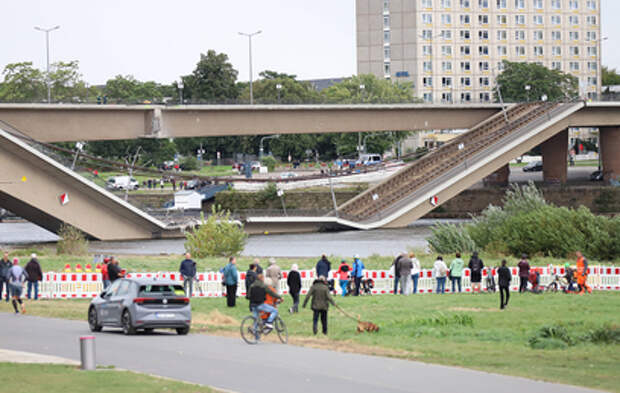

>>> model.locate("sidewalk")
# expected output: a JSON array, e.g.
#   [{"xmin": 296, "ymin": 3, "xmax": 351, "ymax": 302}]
[{"xmin": 0, "ymin": 348, "xmax": 78, "ymax": 365}]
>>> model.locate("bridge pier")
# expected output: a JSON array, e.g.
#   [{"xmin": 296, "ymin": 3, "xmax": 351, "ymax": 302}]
[
  {"xmin": 600, "ymin": 127, "xmax": 620, "ymax": 183},
  {"xmin": 483, "ymin": 164, "xmax": 510, "ymax": 186},
  {"xmin": 541, "ymin": 129, "xmax": 568, "ymax": 184}
]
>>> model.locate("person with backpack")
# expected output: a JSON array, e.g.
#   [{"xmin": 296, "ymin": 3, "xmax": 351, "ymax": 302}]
[
  {"xmin": 497, "ymin": 259, "xmax": 512, "ymax": 310},
  {"xmin": 449, "ymin": 252, "xmax": 464, "ymax": 293},
  {"xmin": 351, "ymin": 255, "xmax": 365, "ymax": 296},
  {"xmin": 433, "ymin": 256, "xmax": 448, "ymax": 294},
  {"xmin": 398, "ymin": 253, "xmax": 413, "ymax": 295},
  {"xmin": 287, "ymin": 264, "xmax": 302, "ymax": 313},
  {"xmin": 222, "ymin": 257, "xmax": 239, "ymax": 307},
  {"xmin": 8, "ymin": 258, "xmax": 27, "ymax": 314},
  {"xmin": 337, "ymin": 259, "xmax": 352, "ymax": 297},
  {"xmin": 468, "ymin": 252, "xmax": 484, "ymax": 293},
  {"xmin": 517, "ymin": 254, "xmax": 530, "ymax": 293},
  {"xmin": 24, "ymin": 253, "xmax": 43, "ymax": 300}
]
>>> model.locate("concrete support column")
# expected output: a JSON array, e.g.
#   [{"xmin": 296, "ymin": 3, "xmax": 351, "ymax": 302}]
[
  {"xmin": 600, "ymin": 127, "xmax": 620, "ymax": 183},
  {"xmin": 541, "ymin": 129, "xmax": 568, "ymax": 184},
  {"xmin": 483, "ymin": 164, "xmax": 510, "ymax": 186}
]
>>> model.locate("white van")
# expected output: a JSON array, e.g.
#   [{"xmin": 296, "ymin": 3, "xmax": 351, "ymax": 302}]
[
  {"xmin": 106, "ymin": 176, "xmax": 139, "ymax": 190},
  {"xmin": 357, "ymin": 154, "xmax": 382, "ymax": 166}
]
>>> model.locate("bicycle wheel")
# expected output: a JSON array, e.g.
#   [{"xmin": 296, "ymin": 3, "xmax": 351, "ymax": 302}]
[
  {"xmin": 274, "ymin": 316, "xmax": 288, "ymax": 344},
  {"xmin": 546, "ymin": 282, "xmax": 558, "ymax": 293},
  {"xmin": 240, "ymin": 315, "xmax": 260, "ymax": 345}
]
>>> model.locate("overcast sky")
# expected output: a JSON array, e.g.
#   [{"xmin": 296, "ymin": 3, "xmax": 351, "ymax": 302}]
[{"xmin": 1, "ymin": 0, "xmax": 618, "ymax": 85}]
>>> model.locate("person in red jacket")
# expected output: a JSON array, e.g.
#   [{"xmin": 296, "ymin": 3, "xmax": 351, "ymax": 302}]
[
  {"xmin": 337, "ymin": 259, "xmax": 352, "ymax": 297},
  {"xmin": 101, "ymin": 258, "xmax": 111, "ymax": 289}
]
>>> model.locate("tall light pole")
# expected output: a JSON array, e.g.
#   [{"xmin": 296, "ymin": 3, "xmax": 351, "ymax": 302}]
[
  {"xmin": 276, "ymin": 83, "xmax": 282, "ymax": 104},
  {"xmin": 178, "ymin": 80, "xmax": 184, "ymax": 104},
  {"xmin": 595, "ymin": 36, "xmax": 608, "ymax": 101},
  {"xmin": 239, "ymin": 30, "xmax": 262, "ymax": 105},
  {"xmin": 34, "ymin": 25, "xmax": 60, "ymax": 104},
  {"xmin": 259, "ymin": 134, "xmax": 280, "ymax": 160}
]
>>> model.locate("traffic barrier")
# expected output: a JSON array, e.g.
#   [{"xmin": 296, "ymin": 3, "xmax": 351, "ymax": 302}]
[{"xmin": 22, "ymin": 266, "xmax": 620, "ymax": 299}]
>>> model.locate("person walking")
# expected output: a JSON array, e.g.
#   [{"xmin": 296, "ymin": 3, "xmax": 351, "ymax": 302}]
[
  {"xmin": 245, "ymin": 263, "xmax": 258, "ymax": 299},
  {"xmin": 222, "ymin": 256, "xmax": 238, "ymax": 307},
  {"xmin": 398, "ymin": 253, "xmax": 413, "ymax": 295},
  {"xmin": 287, "ymin": 264, "xmax": 302, "ymax": 313},
  {"xmin": 517, "ymin": 254, "xmax": 530, "ymax": 293},
  {"xmin": 265, "ymin": 258, "xmax": 282, "ymax": 294},
  {"xmin": 0, "ymin": 252, "xmax": 12, "ymax": 302},
  {"xmin": 468, "ymin": 252, "xmax": 484, "ymax": 293},
  {"xmin": 315, "ymin": 254, "xmax": 331, "ymax": 279},
  {"xmin": 336, "ymin": 259, "xmax": 352, "ymax": 297},
  {"xmin": 351, "ymin": 255, "xmax": 365, "ymax": 296},
  {"xmin": 449, "ymin": 252, "xmax": 465, "ymax": 293},
  {"xmin": 575, "ymin": 251, "xmax": 592, "ymax": 294},
  {"xmin": 410, "ymin": 252, "xmax": 421, "ymax": 294},
  {"xmin": 391, "ymin": 253, "xmax": 402, "ymax": 295},
  {"xmin": 433, "ymin": 256, "xmax": 448, "ymax": 294},
  {"xmin": 8, "ymin": 258, "xmax": 27, "ymax": 314},
  {"xmin": 179, "ymin": 253, "xmax": 197, "ymax": 297},
  {"xmin": 498, "ymin": 259, "xmax": 512, "ymax": 310},
  {"xmin": 302, "ymin": 276, "xmax": 336, "ymax": 335},
  {"xmin": 24, "ymin": 253, "xmax": 43, "ymax": 300}
]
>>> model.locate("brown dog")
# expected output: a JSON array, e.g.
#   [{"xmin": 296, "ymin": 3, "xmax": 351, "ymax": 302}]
[{"xmin": 356, "ymin": 315, "xmax": 379, "ymax": 333}]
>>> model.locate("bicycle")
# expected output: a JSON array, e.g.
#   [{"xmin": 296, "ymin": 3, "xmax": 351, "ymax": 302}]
[
  {"xmin": 545, "ymin": 274, "xmax": 571, "ymax": 293},
  {"xmin": 240, "ymin": 306, "xmax": 288, "ymax": 345}
]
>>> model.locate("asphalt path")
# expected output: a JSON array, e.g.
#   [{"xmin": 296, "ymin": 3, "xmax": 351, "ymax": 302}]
[{"xmin": 0, "ymin": 313, "xmax": 601, "ymax": 393}]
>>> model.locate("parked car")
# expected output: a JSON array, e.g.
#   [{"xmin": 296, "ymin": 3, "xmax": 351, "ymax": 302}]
[
  {"xmin": 522, "ymin": 161, "xmax": 543, "ymax": 172},
  {"xmin": 279, "ymin": 172, "xmax": 298, "ymax": 179},
  {"xmin": 88, "ymin": 278, "xmax": 191, "ymax": 335},
  {"xmin": 356, "ymin": 153, "xmax": 382, "ymax": 166},
  {"xmin": 106, "ymin": 176, "xmax": 139, "ymax": 190},
  {"xmin": 590, "ymin": 170, "xmax": 604, "ymax": 181}
]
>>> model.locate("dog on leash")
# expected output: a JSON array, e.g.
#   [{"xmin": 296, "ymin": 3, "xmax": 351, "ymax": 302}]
[{"xmin": 356, "ymin": 315, "xmax": 379, "ymax": 333}]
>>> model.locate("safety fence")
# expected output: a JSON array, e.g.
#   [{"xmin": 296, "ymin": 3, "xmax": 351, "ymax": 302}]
[{"xmin": 32, "ymin": 266, "xmax": 620, "ymax": 299}]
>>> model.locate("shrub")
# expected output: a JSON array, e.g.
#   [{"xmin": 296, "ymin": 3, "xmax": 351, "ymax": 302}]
[
  {"xmin": 260, "ymin": 156, "xmax": 277, "ymax": 172},
  {"xmin": 56, "ymin": 224, "xmax": 88, "ymax": 255},
  {"xmin": 427, "ymin": 222, "xmax": 476, "ymax": 254},
  {"xmin": 584, "ymin": 325, "xmax": 620, "ymax": 344},
  {"xmin": 180, "ymin": 156, "xmax": 199, "ymax": 171},
  {"xmin": 257, "ymin": 183, "xmax": 279, "ymax": 204},
  {"xmin": 415, "ymin": 313, "xmax": 474, "ymax": 327},
  {"xmin": 528, "ymin": 324, "xmax": 573, "ymax": 349},
  {"xmin": 184, "ymin": 206, "xmax": 247, "ymax": 258}
]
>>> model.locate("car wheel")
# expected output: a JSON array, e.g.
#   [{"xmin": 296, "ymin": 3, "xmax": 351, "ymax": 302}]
[
  {"xmin": 176, "ymin": 326, "xmax": 190, "ymax": 335},
  {"xmin": 88, "ymin": 306, "xmax": 102, "ymax": 332},
  {"xmin": 122, "ymin": 309, "xmax": 136, "ymax": 335},
  {"xmin": 144, "ymin": 328, "xmax": 154, "ymax": 334}
]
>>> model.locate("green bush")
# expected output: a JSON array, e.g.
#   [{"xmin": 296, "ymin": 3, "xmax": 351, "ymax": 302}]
[
  {"xmin": 181, "ymin": 156, "xmax": 199, "ymax": 171},
  {"xmin": 184, "ymin": 206, "xmax": 247, "ymax": 258},
  {"xmin": 257, "ymin": 183, "xmax": 279, "ymax": 204},
  {"xmin": 260, "ymin": 156, "xmax": 277, "ymax": 172},
  {"xmin": 427, "ymin": 223, "xmax": 476, "ymax": 254},
  {"xmin": 56, "ymin": 224, "xmax": 88, "ymax": 256},
  {"xmin": 584, "ymin": 325, "xmax": 620, "ymax": 344},
  {"xmin": 415, "ymin": 312, "xmax": 474, "ymax": 327},
  {"xmin": 529, "ymin": 324, "xmax": 574, "ymax": 349}
]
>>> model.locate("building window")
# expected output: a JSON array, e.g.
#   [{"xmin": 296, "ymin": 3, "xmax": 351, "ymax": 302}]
[
  {"xmin": 588, "ymin": 62, "xmax": 597, "ymax": 71},
  {"xmin": 569, "ymin": 15, "xmax": 579, "ymax": 25},
  {"xmin": 442, "ymin": 45, "xmax": 452, "ymax": 56},
  {"xmin": 460, "ymin": 92, "xmax": 472, "ymax": 102},
  {"xmin": 552, "ymin": 0, "xmax": 562, "ymax": 9},
  {"xmin": 586, "ymin": 31, "xmax": 597, "ymax": 42},
  {"xmin": 533, "ymin": 15, "xmax": 543, "ymax": 25},
  {"xmin": 461, "ymin": 77, "xmax": 471, "ymax": 86},
  {"xmin": 423, "ymin": 61, "xmax": 433, "ymax": 72},
  {"xmin": 383, "ymin": 0, "xmax": 390, "ymax": 12},
  {"xmin": 384, "ymin": 62, "xmax": 391, "ymax": 75},
  {"xmin": 422, "ymin": 14, "xmax": 432, "ymax": 24},
  {"xmin": 533, "ymin": 31, "xmax": 543, "ymax": 41},
  {"xmin": 569, "ymin": 31, "xmax": 579, "ymax": 41},
  {"xmin": 552, "ymin": 46, "xmax": 562, "ymax": 56},
  {"xmin": 587, "ymin": 16, "xmax": 597, "ymax": 26},
  {"xmin": 534, "ymin": 46, "xmax": 544, "ymax": 56},
  {"xmin": 423, "ymin": 77, "xmax": 433, "ymax": 87},
  {"xmin": 479, "ymin": 30, "xmax": 489, "ymax": 40},
  {"xmin": 588, "ymin": 47, "xmax": 597, "ymax": 57},
  {"xmin": 422, "ymin": 30, "xmax": 433, "ymax": 40},
  {"xmin": 478, "ymin": 46, "xmax": 489, "ymax": 55},
  {"xmin": 442, "ymin": 61, "xmax": 453, "ymax": 71},
  {"xmin": 384, "ymin": 30, "xmax": 391, "ymax": 42},
  {"xmin": 551, "ymin": 15, "xmax": 561, "ymax": 25},
  {"xmin": 497, "ymin": 62, "xmax": 505, "ymax": 71},
  {"xmin": 423, "ymin": 45, "xmax": 433, "ymax": 55},
  {"xmin": 515, "ymin": 46, "xmax": 525, "ymax": 56},
  {"xmin": 497, "ymin": 46, "xmax": 507, "ymax": 56},
  {"xmin": 478, "ymin": 15, "xmax": 489, "ymax": 25},
  {"xmin": 587, "ymin": 0, "xmax": 596, "ymax": 10},
  {"xmin": 442, "ymin": 92, "xmax": 453, "ymax": 103},
  {"xmin": 441, "ymin": 30, "xmax": 452, "ymax": 39},
  {"xmin": 570, "ymin": 46, "xmax": 580, "ymax": 56},
  {"xmin": 479, "ymin": 0, "xmax": 489, "ymax": 8},
  {"xmin": 515, "ymin": 30, "xmax": 525, "ymax": 40},
  {"xmin": 479, "ymin": 61, "xmax": 489, "ymax": 71},
  {"xmin": 552, "ymin": 31, "xmax": 562, "ymax": 40},
  {"xmin": 497, "ymin": 15, "xmax": 507, "ymax": 24},
  {"xmin": 496, "ymin": 0, "xmax": 507, "ymax": 9},
  {"xmin": 460, "ymin": 0, "xmax": 471, "ymax": 7},
  {"xmin": 514, "ymin": 0, "xmax": 524, "ymax": 9},
  {"xmin": 441, "ymin": 0, "xmax": 452, "ymax": 8},
  {"xmin": 479, "ymin": 93, "xmax": 490, "ymax": 102},
  {"xmin": 442, "ymin": 77, "xmax": 453, "ymax": 87},
  {"xmin": 460, "ymin": 46, "xmax": 471, "ymax": 55},
  {"xmin": 384, "ymin": 46, "xmax": 391, "ymax": 59},
  {"xmin": 422, "ymin": 0, "xmax": 433, "ymax": 7},
  {"xmin": 384, "ymin": 16, "xmax": 390, "ymax": 29},
  {"xmin": 569, "ymin": 62, "xmax": 580, "ymax": 71},
  {"xmin": 533, "ymin": 0, "xmax": 543, "ymax": 9},
  {"xmin": 569, "ymin": 0, "xmax": 578, "ymax": 9},
  {"xmin": 479, "ymin": 77, "xmax": 490, "ymax": 86},
  {"xmin": 460, "ymin": 61, "xmax": 471, "ymax": 71},
  {"xmin": 515, "ymin": 15, "xmax": 525, "ymax": 25},
  {"xmin": 441, "ymin": 14, "xmax": 452, "ymax": 25},
  {"xmin": 588, "ymin": 77, "xmax": 597, "ymax": 86},
  {"xmin": 497, "ymin": 30, "xmax": 507, "ymax": 40},
  {"xmin": 552, "ymin": 61, "xmax": 562, "ymax": 71},
  {"xmin": 423, "ymin": 93, "xmax": 433, "ymax": 103},
  {"xmin": 460, "ymin": 30, "xmax": 471, "ymax": 39},
  {"xmin": 460, "ymin": 15, "xmax": 471, "ymax": 24}
]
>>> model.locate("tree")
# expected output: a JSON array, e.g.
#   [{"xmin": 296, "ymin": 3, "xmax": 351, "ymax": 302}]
[
  {"xmin": 181, "ymin": 50, "xmax": 239, "ymax": 102},
  {"xmin": 49, "ymin": 61, "xmax": 91, "ymax": 103},
  {"xmin": 104, "ymin": 75, "xmax": 170, "ymax": 103},
  {"xmin": 0, "ymin": 62, "xmax": 46, "ymax": 102},
  {"xmin": 239, "ymin": 70, "xmax": 320, "ymax": 104},
  {"xmin": 86, "ymin": 139, "xmax": 176, "ymax": 166},
  {"xmin": 602, "ymin": 66, "xmax": 620, "ymax": 86},
  {"xmin": 495, "ymin": 61, "xmax": 578, "ymax": 102},
  {"xmin": 321, "ymin": 74, "xmax": 416, "ymax": 104},
  {"xmin": 184, "ymin": 207, "xmax": 247, "ymax": 257}
]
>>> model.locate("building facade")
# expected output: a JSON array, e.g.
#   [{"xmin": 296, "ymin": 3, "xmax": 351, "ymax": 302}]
[{"xmin": 356, "ymin": 0, "xmax": 602, "ymax": 103}]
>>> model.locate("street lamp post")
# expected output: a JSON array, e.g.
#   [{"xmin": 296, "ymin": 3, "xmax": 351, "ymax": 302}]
[
  {"xmin": 595, "ymin": 36, "xmax": 608, "ymax": 101},
  {"xmin": 239, "ymin": 30, "xmax": 262, "ymax": 105},
  {"xmin": 358, "ymin": 84, "xmax": 365, "ymax": 158},
  {"xmin": 259, "ymin": 134, "xmax": 280, "ymax": 160},
  {"xmin": 178, "ymin": 80, "xmax": 184, "ymax": 104},
  {"xmin": 524, "ymin": 84, "xmax": 531, "ymax": 102},
  {"xmin": 276, "ymin": 83, "xmax": 282, "ymax": 104},
  {"xmin": 34, "ymin": 25, "xmax": 60, "ymax": 104}
]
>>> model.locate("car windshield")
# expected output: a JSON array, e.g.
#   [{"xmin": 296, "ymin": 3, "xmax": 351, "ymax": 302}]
[{"xmin": 139, "ymin": 284, "xmax": 185, "ymax": 296}]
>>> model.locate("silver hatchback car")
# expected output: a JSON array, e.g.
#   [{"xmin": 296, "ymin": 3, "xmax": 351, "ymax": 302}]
[{"xmin": 88, "ymin": 278, "xmax": 191, "ymax": 335}]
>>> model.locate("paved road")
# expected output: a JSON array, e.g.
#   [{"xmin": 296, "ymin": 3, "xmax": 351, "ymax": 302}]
[{"xmin": 0, "ymin": 313, "xmax": 601, "ymax": 393}]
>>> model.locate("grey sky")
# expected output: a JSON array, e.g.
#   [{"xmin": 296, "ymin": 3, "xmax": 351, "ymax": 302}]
[{"xmin": 1, "ymin": 0, "xmax": 618, "ymax": 85}]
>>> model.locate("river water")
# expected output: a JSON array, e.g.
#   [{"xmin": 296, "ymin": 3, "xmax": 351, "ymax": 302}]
[{"xmin": 0, "ymin": 220, "xmax": 463, "ymax": 258}]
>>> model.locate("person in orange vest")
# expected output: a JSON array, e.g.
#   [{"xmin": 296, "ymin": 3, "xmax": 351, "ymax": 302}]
[{"xmin": 575, "ymin": 251, "xmax": 592, "ymax": 294}]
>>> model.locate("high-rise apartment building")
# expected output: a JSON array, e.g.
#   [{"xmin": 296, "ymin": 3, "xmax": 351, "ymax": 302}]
[{"xmin": 356, "ymin": 0, "xmax": 602, "ymax": 103}]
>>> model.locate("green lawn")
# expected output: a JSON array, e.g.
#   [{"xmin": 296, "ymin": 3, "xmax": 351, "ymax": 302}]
[
  {"xmin": 3, "ymin": 292, "xmax": 619, "ymax": 392},
  {"xmin": 0, "ymin": 363, "xmax": 219, "ymax": 393}
]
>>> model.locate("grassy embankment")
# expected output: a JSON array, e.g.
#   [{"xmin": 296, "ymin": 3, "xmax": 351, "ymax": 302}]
[
  {"xmin": 0, "ymin": 363, "xmax": 219, "ymax": 393},
  {"xmin": 2, "ymin": 279, "xmax": 619, "ymax": 392}
]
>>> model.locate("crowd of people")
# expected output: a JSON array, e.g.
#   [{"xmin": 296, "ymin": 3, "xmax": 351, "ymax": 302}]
[{"xmin": 0, "ymin": 252, "xmax": 44, "ymax": 314}]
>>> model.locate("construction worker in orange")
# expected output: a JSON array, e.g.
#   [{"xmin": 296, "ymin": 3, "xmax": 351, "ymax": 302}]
[{"xmin": 575, "ymin": 251, "xmax": 592, "ymax": 295}]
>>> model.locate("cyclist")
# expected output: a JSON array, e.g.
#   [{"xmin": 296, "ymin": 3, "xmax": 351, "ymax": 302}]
[{"xmin": 248, "ymin": 273, "xmax": 282, "ymax": 330}]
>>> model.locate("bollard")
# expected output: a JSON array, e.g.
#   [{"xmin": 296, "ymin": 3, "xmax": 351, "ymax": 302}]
[{"xmin": 80, "ymin": 336, "xmax": 96, "ymax": 370}]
